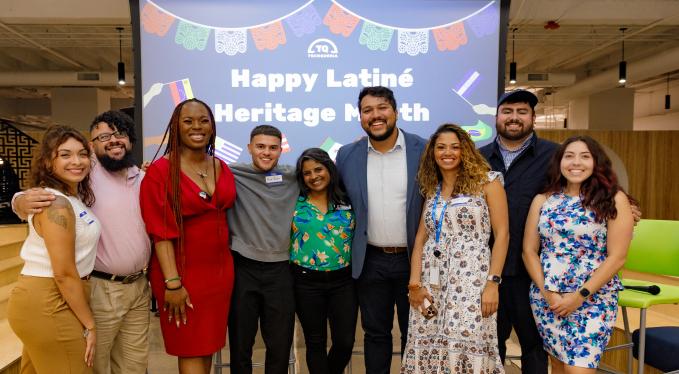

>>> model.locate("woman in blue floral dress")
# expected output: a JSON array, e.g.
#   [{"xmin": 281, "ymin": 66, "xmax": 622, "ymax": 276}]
[
  {"xmin": 523, "ymin": 136, "xmax": 634, "ymax": 372},
  {"xmin": 290, "ymin": 148, "xmax": 356, "ymax": 374}
]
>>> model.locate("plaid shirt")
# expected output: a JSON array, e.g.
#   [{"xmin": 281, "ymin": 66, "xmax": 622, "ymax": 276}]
[{"xmin": 497, "ymin": 133, "xmax": 534, "ymax": 170}]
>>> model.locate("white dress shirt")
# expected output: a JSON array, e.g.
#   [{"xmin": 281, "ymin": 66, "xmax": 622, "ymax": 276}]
[{"xmin": 366, "ymin": 129, "xmax": 408, "ymax": 247}]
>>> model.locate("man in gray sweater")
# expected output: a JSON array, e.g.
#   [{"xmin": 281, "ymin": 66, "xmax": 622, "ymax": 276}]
[{"xmin": 227, "ymin": 125, "xmax": 299, "ymax": 374}]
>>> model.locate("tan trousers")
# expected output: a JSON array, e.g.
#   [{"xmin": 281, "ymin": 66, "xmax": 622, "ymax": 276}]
[
  {"xmin": 89, "ymin": 276, "xmax": 150, "ymax": 374},
  {"xmin": 8, "ymin": 275, "xmax": 92, "ymax": 374}
]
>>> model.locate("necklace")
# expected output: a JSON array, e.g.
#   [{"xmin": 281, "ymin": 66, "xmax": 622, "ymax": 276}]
[
  {"xmin": 186, "ymin": 157, "xmax": 212, "ymax": 200},
  {"xmin": 188, "ymin": 158, "xmax": 209, "ymax": 179}
]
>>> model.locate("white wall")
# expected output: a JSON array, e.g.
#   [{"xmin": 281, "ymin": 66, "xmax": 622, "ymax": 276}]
[
  {"xmin": 588, "ymin": 88, "xmax": 635, "ymax": 130},
  {"xmin": 567, "ymin": 95, "xmax": 590, "ymax": 129},
  {"xmin": 634, "ymin": 82, "xmax": 679, "ymax": 130}
]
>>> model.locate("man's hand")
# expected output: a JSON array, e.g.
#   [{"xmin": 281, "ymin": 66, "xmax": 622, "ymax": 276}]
[
  {"xmin": 15, "ymin": 188, "xmax": 55, "ymax": 219},
  {"xmin": 631, "ymin": 203, "xmax": 642, "ymax": 225},
  {"xmin": 626, "ymin": 193, "xmax": 642, "ymax": 225}
]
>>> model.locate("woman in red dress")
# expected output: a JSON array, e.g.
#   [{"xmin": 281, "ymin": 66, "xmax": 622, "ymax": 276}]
[{"xmin": 140, "ymin": 98, "xmax": 236, "ymax": 374}]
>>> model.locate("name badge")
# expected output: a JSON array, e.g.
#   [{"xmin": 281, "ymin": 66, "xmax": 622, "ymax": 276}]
[
  {"xmin": 335, "ymin": 204, "xmax": 352, "ymax": 211},
  {"xmin": 429, "ymin": 264, "xmax": 440, "ymax": 290},
  {"xmin": 79, "ymin": 210, "xmax": 96, "ymax": 225},
  {"xmin": 265, "ymin": 172, "xmax": 283, "ymax": 186}
]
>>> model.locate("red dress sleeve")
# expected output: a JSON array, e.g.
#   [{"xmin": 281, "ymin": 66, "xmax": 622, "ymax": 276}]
[{"xmin": 140, "ymin": 158, "xmax": 180, "ymax": 242}]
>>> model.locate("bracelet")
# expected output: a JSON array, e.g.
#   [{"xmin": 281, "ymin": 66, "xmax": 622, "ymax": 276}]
[
  {"xmin": 164, "ymin": 276, "xmax": 181, "ymax": 284},
  {"xmin": 407, "ymin": 283, "xmax": 422, "ymax": 291},
  {"xmin": 166, "ymin": 283, "xmax": 183, "ymax": 291}
]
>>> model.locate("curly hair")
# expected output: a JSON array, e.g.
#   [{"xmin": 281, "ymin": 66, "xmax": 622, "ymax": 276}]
[
  {"xmin": 30, "ymin": 125, "xmax": 95, "ymax": 206},
  {"xmin": 90, "ymin": 110, "xmax": 137, "ymax": 145},
  {"xmin": 295, "ymin": 148, "xmax": 349, "ymax": 207},
  {"xmin": 542, "ymin": 135, "xmax": 627, "ymax": 223},
  {"xmin": 417, "ymin": 124, "xmax": 490, "ymax": 198}
]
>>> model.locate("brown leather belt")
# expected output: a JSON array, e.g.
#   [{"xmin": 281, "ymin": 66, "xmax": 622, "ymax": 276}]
[{"xmin": 368, "ymin": 244, "xmax": 407, "ymax": 254}]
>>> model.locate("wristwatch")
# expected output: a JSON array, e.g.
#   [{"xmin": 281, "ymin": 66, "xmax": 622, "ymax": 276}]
[
  {"xmin": 83, "ymin": 327, "xmax": 95, "ymax": 338},
  {"xmin": 578, "ymin": 287, "xmax": 591, "ymax": 298},
  {"xmin": 487, "ymin": 275, "xmax": 502, "ymax": 285}
]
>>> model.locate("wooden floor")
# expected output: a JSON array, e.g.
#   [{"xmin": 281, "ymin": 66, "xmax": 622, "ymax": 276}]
[{"xmin": 147, "ymin": 312, "xmax": 524, "ymax": 374}]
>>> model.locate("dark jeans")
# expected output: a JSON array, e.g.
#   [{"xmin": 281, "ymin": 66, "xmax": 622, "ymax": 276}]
[
  {"xmin": 356, "ymin": 247, "xmax": 410, "ymax": 374},
  {"xmin": 292, "ymin": 264, "xmax": 358, "ymax": 374},
  {"xmin": 228, "ymin": 252, "xmax": 295, "ymax": 374},
  {"xmin": 497, "ymin": 275, "xmax": 548, "ymax": 374}
]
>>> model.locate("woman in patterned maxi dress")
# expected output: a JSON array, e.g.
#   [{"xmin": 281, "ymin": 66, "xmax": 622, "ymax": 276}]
[
  {"xmin": 523, "ymin": 136, "xmax": 634, "ymax": 372},
  {"xmin": 402, "ymin": 124, "xmax": 509, "ymax": 374}
]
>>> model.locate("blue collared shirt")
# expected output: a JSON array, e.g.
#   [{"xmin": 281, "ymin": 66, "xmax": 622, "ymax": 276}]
[{"xmin": 497, "ymin": 133, "xmax": 534, "ymax": 170}]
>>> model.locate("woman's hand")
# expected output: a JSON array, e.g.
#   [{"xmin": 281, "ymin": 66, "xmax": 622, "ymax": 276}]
[
  {"xmin": 164, "ymin": 286, "xmax": 193, "ymax": 327},
  {"xmin": 549, "ymin": 292, "xmax": 584, "ymax": 317},
  {"xmin": 408, "ymin": 285, "xmax": 432, "ymax": 311},
  {"xmin": 84, "ymin": 329, "xmax": 96, "ymax": 367},
  {"xmin": 542, "ymin": 289, "xmax": 562, "ymax": 308},
  {"xmin": 481, "ymin": 283, "xmax": 499, "ymax": 317}
]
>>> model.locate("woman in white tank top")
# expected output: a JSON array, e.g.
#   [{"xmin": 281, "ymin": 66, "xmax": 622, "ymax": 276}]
[{"xmin": 8, "ymin": 125, "xmax": 101, "ymax": 373}]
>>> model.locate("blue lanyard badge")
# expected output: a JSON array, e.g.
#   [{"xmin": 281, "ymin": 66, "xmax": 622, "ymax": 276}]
[
  {"xmin": 265, "ymin": 171, "xmax": 284, "ymax": 186},
  {"xmin": 431, "ymin": 184, "xmax": 448, "ymax": 246}
]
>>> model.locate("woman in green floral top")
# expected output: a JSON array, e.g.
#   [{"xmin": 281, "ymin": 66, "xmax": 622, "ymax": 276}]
[{"xmin": 290, "ymin": 148, "xmax": 357, "ymax": 374}]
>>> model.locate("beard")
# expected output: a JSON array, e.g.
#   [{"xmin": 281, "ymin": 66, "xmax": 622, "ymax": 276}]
[
  {"xmin": 98, "ymin": 151, "xmax": 135, "ymax": 172},
  {"xmin": 366, "ymin": 120, "xmax": 397, "ymax": 142},
  {"xmin": 496, "ymin": 120, "xmax": 534, "ymax": 141}
]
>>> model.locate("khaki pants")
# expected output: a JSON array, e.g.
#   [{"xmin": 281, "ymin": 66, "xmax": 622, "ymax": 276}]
[
  {"xmin": 90, "ymin": 276, "xmax": 150, "ymax": 374},
  {"xmin": 8, "ymin": 275, "xmax": 92, "ymax": 374}
]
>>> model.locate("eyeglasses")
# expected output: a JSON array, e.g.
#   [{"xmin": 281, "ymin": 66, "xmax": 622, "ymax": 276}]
[{"xmin": 91, "ymin": 131, "xmax": 128, "ymax": 142}]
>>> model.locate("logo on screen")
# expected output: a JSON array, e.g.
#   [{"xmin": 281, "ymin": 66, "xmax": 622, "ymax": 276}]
[{"xmin": 307, "ymin": 38, "xmax": 338, "ymax": 59}]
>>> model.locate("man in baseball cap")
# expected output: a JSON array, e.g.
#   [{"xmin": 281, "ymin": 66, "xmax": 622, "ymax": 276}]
[{"xmin": 479, "ymin": 89, "xmax": 554, "ymax": 373}]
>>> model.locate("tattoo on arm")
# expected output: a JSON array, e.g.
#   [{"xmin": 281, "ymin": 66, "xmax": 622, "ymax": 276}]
[{"xmin": 46, "ymin": 197, "xmax": 71, "ymax": 230}]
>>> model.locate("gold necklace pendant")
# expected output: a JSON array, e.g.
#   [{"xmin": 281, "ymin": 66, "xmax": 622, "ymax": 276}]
[{"xmin": 188, "ymin": 158, "xmax": 209, "ymax": 179}]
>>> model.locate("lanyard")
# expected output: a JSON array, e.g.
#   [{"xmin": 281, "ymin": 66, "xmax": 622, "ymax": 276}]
[{"xmin": 431, "ymin": 184, "xmax": 448, "ymax": 245}]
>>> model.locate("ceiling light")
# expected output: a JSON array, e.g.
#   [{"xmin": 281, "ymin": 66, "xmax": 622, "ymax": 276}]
[
  {"xmin": 618, "ymin": 28, "xmax": 627, "ymax": 85},
  {"xmin": 509, "ymin": 28, "xmax": 517, "ymax": 84},
  {"xmin": 117, "ymin": 27, "xmax": 125, "ymax": 86},
  {"xmin": 666, "ymin": 73, "xmax": 671, "ymax": 110}
]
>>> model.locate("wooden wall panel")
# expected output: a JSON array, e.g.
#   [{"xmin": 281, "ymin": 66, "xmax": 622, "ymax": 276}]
[{"xmin": 537, "ymin": 130, "xmax": 679, "ymax": 220}]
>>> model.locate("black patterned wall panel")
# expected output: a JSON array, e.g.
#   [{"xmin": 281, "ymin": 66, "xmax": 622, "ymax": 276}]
[{"xmin": 0, "ymin": 120, "xmax": 38, "ymax": 190}]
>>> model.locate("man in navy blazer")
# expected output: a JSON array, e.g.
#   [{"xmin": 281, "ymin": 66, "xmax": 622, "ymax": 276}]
[{"xmin": 336, "ymin": 86, "xmax": 426, "ymax": 374}]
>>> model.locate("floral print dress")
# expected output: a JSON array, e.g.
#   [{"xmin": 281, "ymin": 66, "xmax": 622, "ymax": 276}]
[
  {"xmin": 401, "ymin": 172, "xmax": 504, "ymax": 374},
  {"xmin": 529, "ymin": 192, "xmax": 622, "ymax": 368}
]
